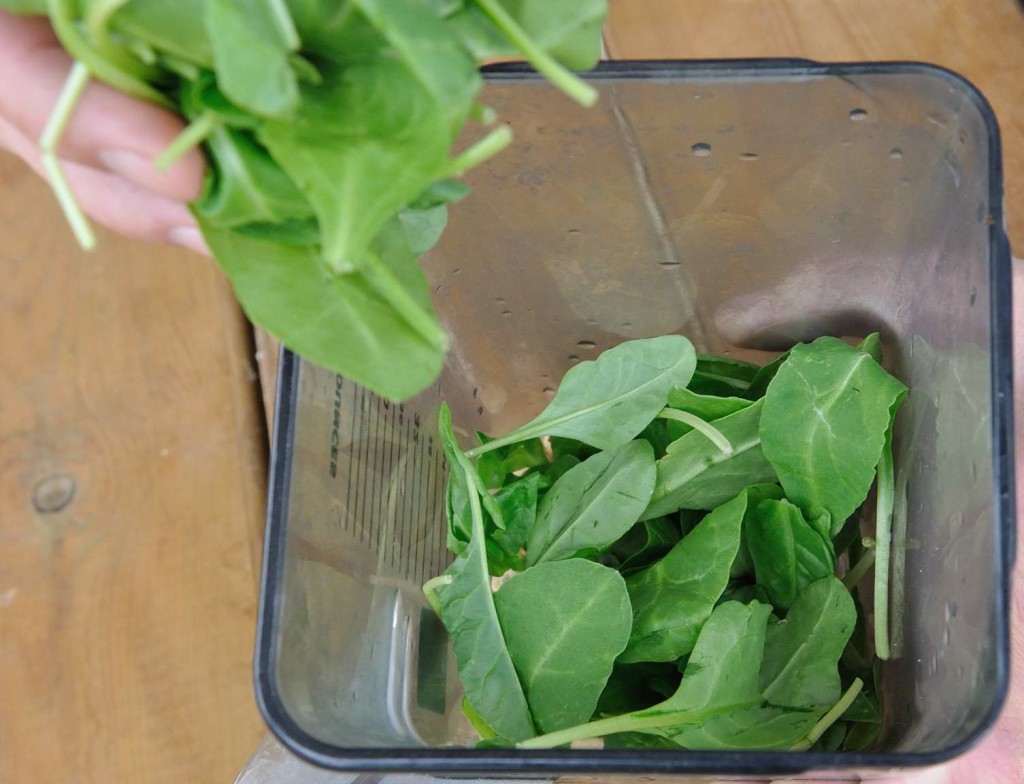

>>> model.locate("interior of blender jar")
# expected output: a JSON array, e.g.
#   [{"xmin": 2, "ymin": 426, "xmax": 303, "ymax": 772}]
[{"xmin": 265, "ymin": 64, "xmax": 1010, "ymax": 761}]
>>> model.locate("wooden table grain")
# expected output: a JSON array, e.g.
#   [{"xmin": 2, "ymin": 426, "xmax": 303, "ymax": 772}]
[
  {"xmin": 0, "ymin": 158, "xmax": 268, "ymax": 783},
  {"xmin": 2, "ymin": 3, "xmax": 1021, "ymax": 783}
]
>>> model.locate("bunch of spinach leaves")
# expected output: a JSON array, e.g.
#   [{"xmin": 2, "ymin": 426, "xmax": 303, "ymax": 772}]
[
  {"xmin": 426, "ymin": 333, "xmax": 905, "ymax": 751},
  {"xmin": 5, "ymin": 0, "xmax": 606, "ymax": 401}
]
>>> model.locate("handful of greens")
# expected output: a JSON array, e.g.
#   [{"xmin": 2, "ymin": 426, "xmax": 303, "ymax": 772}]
[
  {"xmin": 426, "ymin": 334, "xmax": 906, "ymax": 751},
  {"xmin": 4, "ymin": 0, "xmax": 606, "ymax": 400}
]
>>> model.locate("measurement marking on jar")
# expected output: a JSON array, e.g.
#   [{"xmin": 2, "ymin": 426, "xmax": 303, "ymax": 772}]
[{"xmin": 323, "ymin": 375, "xmax": 448, "ymax": 582}]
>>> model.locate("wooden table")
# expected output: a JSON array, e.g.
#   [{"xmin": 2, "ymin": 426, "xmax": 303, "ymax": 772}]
[{"xmin": 3, "ymin": 3, "xmax": 1022, "ymax": 782}]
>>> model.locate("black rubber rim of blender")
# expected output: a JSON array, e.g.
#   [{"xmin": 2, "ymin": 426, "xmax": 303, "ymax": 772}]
[{"xmin": 253, "ymin": 57, "xmax": 1016, "ymax": 775}]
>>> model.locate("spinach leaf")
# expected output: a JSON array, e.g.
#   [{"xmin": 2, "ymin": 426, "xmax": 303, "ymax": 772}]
[
  {"xmin": 665, "ymin": 705, "xmax": 817, "ymax": 750},
  {"xmin": 20, "ymin": 0, "xmax": 612, "ymax": 404},
  {"xmin": 536, "ymin": 453, "xmax": 581, "ymax": 488},
  {"xmin": 760, "ymin": 337, "xmax": 906, "ymax": 531},
  {"xmin": 595, "ymin": 662, "xmax": 682, "ymax": 717},
  {"xmin": 108, "ymin": 0, "xmax": 214, "ymax": 68},
  {"xmin": 352, "ymin": 0, "xmax": 497, "ymax": 154},
  {"xmin": 438, "ymin": 403, "xmax": 505, "ymax": 554},
  {"xmin": 549, "ymin": 436, "xmax": 597, "ymax": 460},
  {"xmin": 257, "ymin": 56, "xmax": 469, "ymax": 274},
  {"xmin": 526, "ymin": 440, "xmax": 656, "ymax": 566},
  {"xmin": 719, "ymin": 583, "xmax": 771, "ymax": 606},
  {"xmin": 844, "ymin": 720, "xmax": 881, "ymax": 751},
  {"xmin": 666, "ymin": 386, "xmax": 753, "ymax": 434},
  {"xmin": 488, "ymin": 472, "xmax": 540, "ymax": 571},
  {"xmin": 638, "ymin": 417, "xmax": 675, "ymax": 459},
  {"xmin": 687, "ymin": 375, "xmax": 752, "ymax": 398},
  {"xmin": 205, "ymin": 0, "xmax": 301, "ymax": 118},
  {"xmin": 603, "ymin": 517, "xmax": 681, "ymax": 574},
  {"xmin": 444, "ymin": 462, "xmax": 471, "ymax": 554},
  {"xmin": 730, "ymin": 483, "xmax": 784, "ymax": 579},
  {"xmin": 746, "ymin": 498, "xmax": 836, "ymax": 610},
  {"xmin": 632, "ymin": 580, "xmax": 859, "ymax": 752},
  {"xmin": 196, "ymin": 215, "xmax": 448, "ymax": 401},
  {"xmin": 449, "ymin": 0, "xmax": 605, "ymax": 70},
  {"xmin": 743, "ymin": 348, "xmax": 792, "ymax": 401},
  {"xmin": 185, "ymin": 74, "xmax": 264, "ymax": 129},
  {"xmin": 468, "ymin": 336, "xmax": 697, "ymax": 456},
  {"xmin": 790, "ymin": 678, "xmax": 865, "ymax": 751},
  {"xmin": 760, "ymin": 577, "xmax": 855, "ymax": 710},
  {"xmin": 494, "ymin": 559, "xmax": 632, "ymax": 733},
  {"xmin": 642, "ymin": 399, "xmax": 776, "ymax": 519},
  {"xmin": 688, "ymin": 354, "xmax": 759, "ymax": 396},
  {"xmin": 842, "ymin": 690, "xmax": 881, "ymax": 723},
  {"xmin": 816, "ymin": 722, "xmax": 849, "ymax": 752},
  {"xmin": 433, "ymin": 430, "xmax": 535, "ymax": 741},
  {"xmin": 604, "ymin": 732, "xmax": 683, "ymax": 749},
  {"xmin": 410, "ymin": 177, "xmax": 472, "ymax": 208},
  {"xmin": 195, "ymin": 124, "xmax": 315, "ymax": 229},
  {"xmin": 475, "ymin": 435, "xmax": 547, "ymax": 489},
  {"xmin": 643, "ymin": 600, "xmax": 772, "ymax": 717},
  {"xmin": 857, "ymin": 332, "xmax": 884, "ymax": 363},
  {"xmin": 519, "ymin": 601, "xmax": 772, "ymax": 748},
  {"xmin": 397, "ymin": 203, "xmax": 449, "ymax": 255},
  {"xmin": 282, "ymin": 0, "xmax": 389, "ymax": 61},
  {"xmin": 621, "ymin": 491, "xmax": 747, "ymax": 663},
  {"xmin": 423, "ymin": 336, "xmax": 900, "ymax": 751},
  {"xmin": 461, "ymin": 697, "xmax": 498, "ymax": 740},
  {"xmin": 686, "ymin": 355, "xmax": 758, "ymax": 396}
]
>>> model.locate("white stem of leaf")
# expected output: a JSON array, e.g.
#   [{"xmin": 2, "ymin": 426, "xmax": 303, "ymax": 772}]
[
  {"xmin": 790, "ymin": 678, "xmax": 864, "ymax": 751},
  {"xmin": 422, "ymin": 574, "xmax": 452, "ymax": 616},
  {"xmin": 656, "ymin": 408, "xmax": 734, "ymax": 455},
  {"xmin": 156, "ymin": 111, "xmax": 219, "ymax": 171},
  {"xmin": 873, "ymin": 433, "xmax": 895, "ymax": 660},
  {"xmin": 472, "ymin": 0, "xmax": 598, "ymax": 107},
  {"xmin": 40, "ymin": 61, "xmax": 96, "ymax": 251}
]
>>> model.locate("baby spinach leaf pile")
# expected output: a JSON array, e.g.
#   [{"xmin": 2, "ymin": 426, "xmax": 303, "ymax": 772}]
[
  {"xmin": 4, "ymin": 0, "xmax": 606, "ymax": 401},
  {"xmin": 425, "ymin": 334, "xmax": 905, "ymax": 751}
]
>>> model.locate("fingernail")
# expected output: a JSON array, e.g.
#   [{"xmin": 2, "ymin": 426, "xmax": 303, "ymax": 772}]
[
  {"xmin": 98, "ymin": 148, "xmax": 157, "ymax": 184},
  {"xmin": 168, "ymin": 226, "xmax": 210, "ymax": 255}
]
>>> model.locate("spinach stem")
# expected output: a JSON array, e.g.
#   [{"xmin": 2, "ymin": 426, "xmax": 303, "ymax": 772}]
[
  {"xmin": 267, "ymin": 0, "xmax": 301, "ymax": 50},
  {"xmin": 127, "ymin": 39, "xmax": 159, "ymax": 66},
  {"xmin": 40, "ymin": 61, "xmax": 96, "ymax": 251},
  {"xmin": 890, "ymin": 455, "xmax": 910, "ymax": 657},
  {"xmin": 156, "ymin": 111, "xmax": 219, "ymax": 171},
  {"xmin": 466, "ymin": 437, "xmax": 508, "ymax": 458},
  {"xmin": 362, "ymin": 251, "xmax": 450, "ymax": 350},
  {"xmin": 693, "ymin": 371, "xmax": 749, "ymax": 392},
  {"xmin": 471, "ymin": 0, "xmax": 598, "ymax": 107},
  {"xmin": 790, "ymin": 677, "xmax": 864, "ymax": 751},
  {"xmin": 159, "ymin": 52, "xmax": 202, "ymax": 81},
  {"xmin": 443, "ymin": 127, "xmax": 513, "ymax": 178},
  {"xmin": 422, "ymin": 574, "xmax": 452, "ymax": 616},
  {"xmin": 841, "ymin": 548, "xmax": 876, "ymax": 590},
  {"xmin": 517, "ymin": 711, "xmax": 662, "ymax": 749},
  {"xmin": 85, "ymin": 0, "xmax": 131, "ymax": 50},
  {"xmin": 48, "ymin": 0, "xmax": 169, "ymax": 107},
  {"xmin": 656, "ymin": 408, "xmax": 733, "ymax": 455},
  {"xmin": 518, "ymin": 698, "xmax": 757, "ymax": 750},
  {"xmin": 873, "ymin": 431, "xmax": 895, "ymax": 660}
]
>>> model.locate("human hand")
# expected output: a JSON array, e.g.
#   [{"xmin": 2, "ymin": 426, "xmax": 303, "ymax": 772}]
[{"xmin": 0, "ymin": 10, "xmax": 208, "ymax": 254}]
